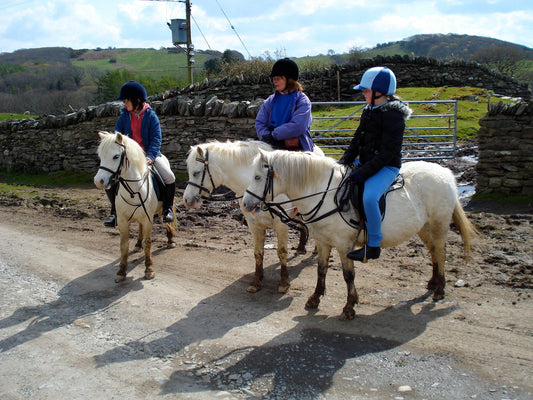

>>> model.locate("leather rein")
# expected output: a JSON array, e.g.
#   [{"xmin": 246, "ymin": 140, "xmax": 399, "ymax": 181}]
[{"xmin": 244, "ymin": 163, "xmax": 345, "ymax": 229}]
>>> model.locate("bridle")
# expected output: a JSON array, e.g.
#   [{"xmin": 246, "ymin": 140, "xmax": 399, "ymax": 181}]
[
  {"xmin": 98, "ymin": 142, "xmax": 153, "ymax": 223},
  {"xmin": 185, "ymin": 150, "xmax": 238, "ymax": 202},
  {"xmin": 244, "ymin": 162, "xmax": 342, "ymax": 228},
  {"xmin": 185, "ymin": 150, "xmax": 216, "ymax": 201}
]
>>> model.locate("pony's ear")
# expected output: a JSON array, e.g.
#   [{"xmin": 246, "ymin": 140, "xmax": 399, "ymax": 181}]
[
  {"xmin": 98, "ymin": 131, "xmax": 107, "ymax": 140},
  {"xmin": 115, "ymin": 131, "xmax": 124, "ymax": 145},
  {"xmin": 197, "ymin": 146, "xmax": 204, "ymax": 158}
]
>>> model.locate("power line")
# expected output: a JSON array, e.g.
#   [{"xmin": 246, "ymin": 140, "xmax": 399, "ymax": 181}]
[
  {"xmin": 191, "ymin": 12, "xmax": 212, "ymax": 50},
  {"xmin": 214, "ymin": 0, "xmax": 252, "ymax": 59}
]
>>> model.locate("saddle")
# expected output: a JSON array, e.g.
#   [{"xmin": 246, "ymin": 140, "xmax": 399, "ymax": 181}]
[
  {"xmin": 149, "ymin": 165, "xmax": 165, "ymax": 202},
  {"xmin": 335, "ymin": 164, "xmax": 404, "ymax": 230}
]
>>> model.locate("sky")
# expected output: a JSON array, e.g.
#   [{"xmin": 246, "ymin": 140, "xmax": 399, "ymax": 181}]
[{"xmin": 1, "ymin": 0, "xmax": 532, "ymax": 58}]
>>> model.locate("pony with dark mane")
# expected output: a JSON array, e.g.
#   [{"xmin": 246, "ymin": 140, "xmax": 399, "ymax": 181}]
[
  {"xmin": 94, "ymin": 131, "xmax": 177, "ymax": 282},
  {"xmin": 243, "ymin": 150, "xmax": 477, "ymax": 320},
  {"xmin": 183, "ymin": 140, "xmax": 324, "ymax": 293}
]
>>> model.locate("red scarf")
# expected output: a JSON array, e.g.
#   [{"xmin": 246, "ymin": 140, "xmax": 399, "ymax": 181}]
[{"xmin": 130, "ymin": 103, "xmax": 150, "ymax": 150}]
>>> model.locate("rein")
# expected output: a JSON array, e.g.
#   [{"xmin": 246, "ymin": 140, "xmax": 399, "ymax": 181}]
[{"xmin": 245, "ymin": 164, "xmax": 343, "ymax": 228}]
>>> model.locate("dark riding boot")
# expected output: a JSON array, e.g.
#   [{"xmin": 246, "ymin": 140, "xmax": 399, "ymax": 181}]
[
  {"xmin": 347, "ymin": 245, "xmax": 381, "ymax": 262},
  {"xmin": 162, "ymin": 183, "xmax": 176, "ymax": 223},
  {"xmin": 103, "ymin": 184, "xmax": 117, "ymax": 228}
]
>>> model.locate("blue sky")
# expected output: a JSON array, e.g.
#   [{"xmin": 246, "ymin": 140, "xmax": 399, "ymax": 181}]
[{"xmin": 1, "ymin": 0, "xmax": 532, "ymax": 57}]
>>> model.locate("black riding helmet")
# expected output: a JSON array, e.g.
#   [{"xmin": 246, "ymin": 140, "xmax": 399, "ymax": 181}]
[
  {"xmin": 270, "ymin": 58, "xmax": 299, "ymax": 81},
  {"xmin": 117, "ymin": 81, "xmax": 148, "ymax": 101}
]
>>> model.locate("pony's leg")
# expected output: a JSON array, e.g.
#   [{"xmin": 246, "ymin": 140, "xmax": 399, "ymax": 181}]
[
  {"xmin": 116, "ymin": 222, "xmax": 130, "ymax": 282},
  {"xmin": 295, "ymin": 225, "xmax": 308, "ymax": 255},
  {"xmin": 141, "ymin": 222, "xmax": 155, "ymax": 280},
  {"xmin": 165, "ymin": 205, "xmax": 177, "ymax": 249},
  {"xmin": 418, "ymin": 223, "xmax": 447, "ymax": 300},
  {"xmin": 274, "ymin": 222, "xmax": 290, "ymax": 293},
  {"xmin": 305, "ymin": 241, "xmax": 332, "ymax": 310},
  {"xmin": 247, "ymin": 226, "xmax": 266, "ymax": 293},
  {"xmin": 134, "ymin": 222, "xmax": 143, "ymax": 252},
  {"xmin": 165, "ymin": 222, "xmax": 177, "ymax": 248},
  {"xmin": 338, "ymin": 252, "xmax": 359, "ymax": 320}
]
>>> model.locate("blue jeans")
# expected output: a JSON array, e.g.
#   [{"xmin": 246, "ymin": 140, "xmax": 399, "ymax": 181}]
[{"xmin": 362, "ymin": 166, "xmax": 400, "ymax": 247}]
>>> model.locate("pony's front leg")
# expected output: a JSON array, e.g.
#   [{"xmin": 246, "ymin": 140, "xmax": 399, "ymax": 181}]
[
  {"xmin": 247, "ymin": 226, "xmax": 266, "ymax": 293},
  {"xmin": 140, "ymin": 222, "xmax": 155, "ymax": 280},
  {"xmin": 274, "ymin": 222, "xmax": 290, "ymax": 293},
  {"xmin": 338, "ymin": 251, "xmax": 359, "ymax": 320},
  {"xmin": 295, "ymin": 225, "xmax": 308, "ymax": 255},
  {"xmin": 134, "ymin": 223, "xmax": 143, "ymax": 252},
  {"xmin": 116, "ymin": 222, "xmax": 130, "ymax": 282},
  {"xmin": 305, "ymin": 241, "xmax": 332, "ymax": 310}
]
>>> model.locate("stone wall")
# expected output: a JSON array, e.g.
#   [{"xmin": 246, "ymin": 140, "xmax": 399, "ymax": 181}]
[
  {"xmin": 476, "ymin": 101, "xmax": 533, "ymax": 196},
  {"xmin": 0, "ymin": 56, "xmax": 531, "ymax": 178}
]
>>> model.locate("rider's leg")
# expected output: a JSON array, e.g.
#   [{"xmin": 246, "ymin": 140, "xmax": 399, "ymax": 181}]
[
  {"xmin": 154, "ymin": 155, "xmax": 176, "ymax": 223},
  {"xmin": 103, "ymin": 182, "xmax": 118, "ymax": 227},
  {"xmin": 348, "ymin": 166, "xmax": 399, "ymax": 261}
]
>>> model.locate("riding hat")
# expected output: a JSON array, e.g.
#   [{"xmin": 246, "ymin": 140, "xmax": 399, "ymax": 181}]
[
  {"xmin": 270, "ymin": 58, "xmax": 299, "ymax": 81},
  {"xmin": 117, "ymin": 80, "xmax": 148, "ymax": 101},
  {"xmin": 353, "ymin": 66, "xmax": 397, "ymax": 95}
]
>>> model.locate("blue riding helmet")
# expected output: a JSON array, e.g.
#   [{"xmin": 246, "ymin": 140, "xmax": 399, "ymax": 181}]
[
  {"xmin": 117, "ymin": 81, "xmax": 148, "ymax": 101},
  {"xmin": 353, "ymin": 66, "xmax": 397, "ymax": 95}
]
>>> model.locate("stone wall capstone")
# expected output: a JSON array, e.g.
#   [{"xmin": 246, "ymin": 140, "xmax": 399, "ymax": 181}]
[{"xmin": 0, "ymin": 56, "xmax": 531, "ymax": 178}]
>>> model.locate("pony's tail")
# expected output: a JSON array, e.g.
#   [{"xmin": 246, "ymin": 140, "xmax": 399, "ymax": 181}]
[{"xmin": 452, "ymin": 200, "xmax": 478, "ymax": 260}]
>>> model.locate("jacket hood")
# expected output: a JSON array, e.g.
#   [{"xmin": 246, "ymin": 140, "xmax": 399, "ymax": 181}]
[{"xmin": 378, "ymin": 98, "xmax": 413, "ymax": 120}]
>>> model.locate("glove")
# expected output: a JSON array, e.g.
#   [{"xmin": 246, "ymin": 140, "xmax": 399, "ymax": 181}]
[
  {"xmin": 261, "ymin": 133, "xmax": 275, "ymax": 145},
  {"xmin": 349, "ymin": 170, "xmax": 365, "ymax": 183}
]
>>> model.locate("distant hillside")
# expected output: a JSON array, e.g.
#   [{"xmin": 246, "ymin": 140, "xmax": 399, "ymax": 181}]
[
  {"xmin": 0, "ymin": 33, "xmax": 531, "ymax": 114},
  {"xmin": 375, "ymin": 33, "xmax": 533, "ymax": 60}
]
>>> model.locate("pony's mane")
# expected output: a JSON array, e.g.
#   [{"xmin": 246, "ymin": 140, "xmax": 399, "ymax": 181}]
[
  {"xmin": 98, "ymin": 131, "xmax": 147, "ymax": 173},
  {"xmin": 187, "ymin": 140, "xmax": 272, "ymax": 168},
  {"xmin": 267, "ymin": 150, "xmax": 339, "ymax": 192}
]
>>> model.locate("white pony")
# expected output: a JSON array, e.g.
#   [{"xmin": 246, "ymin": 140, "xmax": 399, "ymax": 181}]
[
  {"xmin": 183, "ymin": 140, "xmax": 324, "ymax": 293},
  {"xmin": 94, "ymin": 131, "xmax": 177, "ymax": 282},
  {"xmin": 243, "ymin": 150, "xmax": 476, "ymax": 320}
]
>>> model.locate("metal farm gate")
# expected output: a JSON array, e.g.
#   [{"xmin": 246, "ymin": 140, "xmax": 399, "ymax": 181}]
[{"xmin": 311, "ymin": 100, "xmax": 458, "ymax": 161}]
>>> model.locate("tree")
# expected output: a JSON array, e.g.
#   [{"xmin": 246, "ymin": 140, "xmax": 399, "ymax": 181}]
[
  {"xmin": 471, "ymin": 46, "xmax": 524, "ymax": 77},
  {"xmin": 94, "ymin": 69, "xmax": 135, "ymax": 104},
  {"xmin": 347, "ymin": 46, "xmax": 363, "ymax": 65}
]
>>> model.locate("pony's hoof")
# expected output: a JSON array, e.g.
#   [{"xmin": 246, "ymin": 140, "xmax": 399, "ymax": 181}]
[
  {"xmin": 144, "ymin": 271, "xmax": 155, "ymax": 280},
  {"xmin": 432, "ymin": 290, "xmax": 445, "ymax": 301},
  {"xmin": 295, "ymin": 247, "xmax": 307, "ymax": 255},
  {"xmin": 305, "ymin": 296, "xmax": 320, "ymax": 309},
  {"xmin": 247, "ymin": 285, "xmax": 260, "ymax": 293},
  {"xmin": 340, "ymin": 309, "xmax": 355, "ymax": 320},
  {"xmin": 115, "ymin": 274, "xmax": 126, "ymax": 283},
  {"xmin": 278, "ymin": 283, "xmax": 290, "ymax": 294},
  {"xmin": 167, "ymin": 242, "xmax": 177, "ymax": 249}
]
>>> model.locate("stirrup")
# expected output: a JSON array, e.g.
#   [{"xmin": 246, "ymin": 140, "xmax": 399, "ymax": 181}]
[
  {"xmin": 103, "ymin": 215, "xmax": 116, "ymax": 228},
  {"xmin": 163, "ymin": 209, "xmax": 174, "ymax": 223}
]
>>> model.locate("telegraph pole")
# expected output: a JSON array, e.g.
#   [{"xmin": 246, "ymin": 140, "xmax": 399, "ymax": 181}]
[{"xmin": 184, "ymin": 0, "xmax": 194, "ymax": 84}]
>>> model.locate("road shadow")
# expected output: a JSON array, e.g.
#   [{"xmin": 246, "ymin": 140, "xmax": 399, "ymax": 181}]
[
  {"xmin": 93, "ymin": 252, "xmax": 317, "ymax": 367},
  {"xmin": 161, "ymin": 292, "xmax": 455, "ymax": 398},
  {"xmin": 0, "ymin": 247, "xmax": 164, "ymax": 352}
]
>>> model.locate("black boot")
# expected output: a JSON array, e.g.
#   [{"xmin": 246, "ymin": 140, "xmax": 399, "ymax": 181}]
[
  {"xmin": 347, "ymin": 245, "xmax": 381, "ymax": 262},
  {"xmin": 162, "ymin": 183, "xmax": 176, "ymax": 223},
  {"xmin": 103, "ymin": 184, "xmax": 117, "ymax": 228}
]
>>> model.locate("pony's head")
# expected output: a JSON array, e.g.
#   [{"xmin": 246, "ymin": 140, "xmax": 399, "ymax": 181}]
[
  {"xmin": 243, "ymin": 149, "xmax": 337, "ymax": 213},
  {"xmin": 183, "ymin": 140, "xmax": 272, "ymax": 208},
  {"xmin": 93, "ymin": 131, "xmax": 146, "ymax": 189}
]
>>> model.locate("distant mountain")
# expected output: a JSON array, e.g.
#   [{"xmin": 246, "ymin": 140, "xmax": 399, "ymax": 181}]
[{"xmin": 371, "ymin": 33, "xmax": 533, "ymax": 60}]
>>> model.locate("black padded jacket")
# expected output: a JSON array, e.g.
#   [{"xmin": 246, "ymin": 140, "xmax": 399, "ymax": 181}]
[{"xmin": 338, "ymin": 98, "xmax": 412, "ymax": 180}]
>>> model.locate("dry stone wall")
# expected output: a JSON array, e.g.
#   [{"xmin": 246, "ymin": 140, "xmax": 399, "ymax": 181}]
[
  {"xmin": 476, "ymin": 101, "xmax": 533, "ymax": 196},
  {"xmin": 0, "ymin": 56, "xmax": 531, "ymax": 179}
]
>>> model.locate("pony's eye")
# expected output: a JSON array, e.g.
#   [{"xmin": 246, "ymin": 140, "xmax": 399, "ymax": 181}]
[
  {"xmin": 254, "ymin": 175, "xmax": 261, "ymax": 181},
  {"xmin": 113, "ymin": 154, "xmax": 120, "ymax": 160},
  {"xmin": 193, "ymin": 171, "xmax": 200, "ymax": 178}
]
